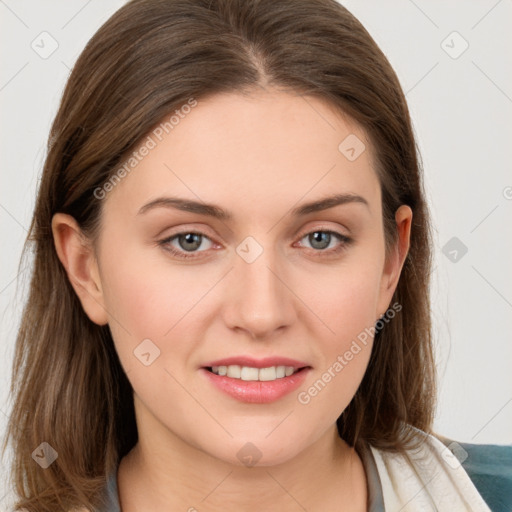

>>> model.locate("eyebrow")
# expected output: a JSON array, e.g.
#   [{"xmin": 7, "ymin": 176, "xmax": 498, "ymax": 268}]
[{"xmin": 137, "ymin": 193, "xmax": 369, "ymax": 220}]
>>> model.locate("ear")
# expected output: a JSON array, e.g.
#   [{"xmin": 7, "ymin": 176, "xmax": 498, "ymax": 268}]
[
  {"xmin": 376, "ymin": 205, "xmax": 412, "ymax": 319},
  {"xmin": 51, "ymin": 213, "xmax": 108, "ymax": 325}
]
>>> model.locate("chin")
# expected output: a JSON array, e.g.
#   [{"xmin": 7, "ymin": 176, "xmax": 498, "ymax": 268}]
[{"xmin": 202, "ymin": 432, "xmax": 311, "ymax": 469}]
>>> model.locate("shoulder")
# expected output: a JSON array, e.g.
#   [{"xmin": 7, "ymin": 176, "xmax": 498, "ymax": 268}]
[{"xmin": 436, "ymin": 434, "xmax": 512, "ymax": 512}]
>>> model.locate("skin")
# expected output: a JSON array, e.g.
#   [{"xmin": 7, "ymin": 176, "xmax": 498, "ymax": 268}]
[{"xmin": 52, "ymin": 88, "xmax": 412, "ymax": 511}]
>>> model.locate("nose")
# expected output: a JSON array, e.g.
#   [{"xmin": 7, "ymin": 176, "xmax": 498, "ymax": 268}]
[{"xmin": 222, "ymin": 244, "xmax": 297, "ymax": 340}]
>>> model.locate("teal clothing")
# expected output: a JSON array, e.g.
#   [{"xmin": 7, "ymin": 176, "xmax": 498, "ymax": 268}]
[
  {"xmin": 445, "ymin": 438, "xmax": 512, "ymax": 512},
  {"xmin": 96, "ymin": 437, "xmax": 512, "ymax": 511}
]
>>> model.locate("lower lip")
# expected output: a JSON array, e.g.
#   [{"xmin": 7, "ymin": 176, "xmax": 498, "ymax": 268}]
[{"xmin": 201, "ymin": 367, "xmax": 311, "ymax": 403}]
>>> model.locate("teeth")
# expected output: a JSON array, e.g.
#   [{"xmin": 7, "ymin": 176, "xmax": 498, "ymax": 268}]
[
  {"xmin": 241, "ymin": 366, "xmax": 260, "ymax": 380},
  {"xmin": 226, "ymin": 365, "xmax": 241, "ymax": 378},
  {"xmin": 210, "ymin": 365, "xmax": 299, "ymax": 381},
  {"xmin": 258, "ymin": 367, "xmax": 276, "ymax": 381}
]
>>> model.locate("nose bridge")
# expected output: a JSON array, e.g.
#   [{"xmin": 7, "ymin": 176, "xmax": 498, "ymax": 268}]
[{"xmin": 225, "ymin": 235, "xmax": 296, "ymax": 337}]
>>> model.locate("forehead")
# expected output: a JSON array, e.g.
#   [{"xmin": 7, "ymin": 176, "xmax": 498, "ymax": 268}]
[{"xmin": 103, "ymin": 88, "xmax": 381, "ymax": 221}]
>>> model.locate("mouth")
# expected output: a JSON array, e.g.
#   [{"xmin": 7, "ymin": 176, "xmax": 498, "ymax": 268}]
[
  {"xmin": 204, "ymin": 364, "xmax": 308, "ymax": 382},
  {"xmin": 200, "ymin": 357, "xmax": 312, "ymax": 403}
]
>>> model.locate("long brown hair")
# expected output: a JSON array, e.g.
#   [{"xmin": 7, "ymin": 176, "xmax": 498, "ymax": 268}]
[{"xmin": 3, "ymin": 0, "xmax": 436, "ymax": 510}]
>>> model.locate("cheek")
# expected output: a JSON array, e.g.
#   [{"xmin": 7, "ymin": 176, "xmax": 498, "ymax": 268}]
[
  {"xmin": 294, "ymin": 257, "xmax": 382, "ymax": 408},
  {"xmin": 296, "ymin": 293, "xmax": 377, "ymax": 426},
  {"xmin": 99, "ymin": 242, "xmax": 221, "ymax": 375},
  {"xmin": 298, "ymin": 255, "xmax": 382, "ymax": 343},
  {"xmin": 101, "ymin": 238, "xmax": 200, "ymax": 331}
]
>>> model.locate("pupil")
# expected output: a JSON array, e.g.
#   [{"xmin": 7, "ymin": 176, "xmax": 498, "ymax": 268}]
[
  {"xmin": 310, "ymin": 231, "xmax": 330, "ymax": 250},
  {"xmin": 179, "ymin": 233, "xmax": 201, "ymax": 251}
]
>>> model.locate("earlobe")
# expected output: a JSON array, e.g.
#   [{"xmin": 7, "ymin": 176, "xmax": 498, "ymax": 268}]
[
  {"xmin": 51, "ymin": 213, "xmax": 109, "ymax": 326},
  {"xmin": 376, "ymin": 205, "xmax": 413, "ymax": 317}
]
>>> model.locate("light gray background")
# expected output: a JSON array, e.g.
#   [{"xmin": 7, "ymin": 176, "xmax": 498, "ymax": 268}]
[{"xmin": 1, "ymin": 0, "xmax": 511, "ymax": 509}]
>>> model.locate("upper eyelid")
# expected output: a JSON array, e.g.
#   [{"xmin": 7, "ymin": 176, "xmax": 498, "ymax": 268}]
[
  {"xmin": 296, "ymin": 225, "xmax": 349, "ymax": 239},
  {"xmin": 158, "ymin": 215, "xmax": 352, "ymax": 239}
]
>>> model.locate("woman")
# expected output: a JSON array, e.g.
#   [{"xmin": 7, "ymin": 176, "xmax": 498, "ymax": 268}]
[{"xmin": 3, "ymin": 0, "xmax": 511, "ymax": 511}]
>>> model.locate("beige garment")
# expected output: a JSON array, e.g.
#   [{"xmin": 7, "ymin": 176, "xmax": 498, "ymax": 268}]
[{"xmin": 370, "ymin": 431, "xmax": 491, "ymax": 511}]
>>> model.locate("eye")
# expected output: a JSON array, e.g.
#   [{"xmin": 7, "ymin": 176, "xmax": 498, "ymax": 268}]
[
  {"xmin": 158, "ymin": 227, "xmax": 353, "ymax": 261},
  {"xmin": 297, "ymin": 229, "xmax": 352, "ymax": 255},
  {"xmin": 159, "ymin": 231, "xmax": 214, "ymax": 259}
]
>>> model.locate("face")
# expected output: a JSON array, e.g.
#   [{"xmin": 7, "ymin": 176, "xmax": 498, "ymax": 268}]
[{"xmin": 84, "ymin": 89, "xmax": 408, "ymax": 466}]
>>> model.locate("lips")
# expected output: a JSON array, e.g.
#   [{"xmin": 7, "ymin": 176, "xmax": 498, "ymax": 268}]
[
  {"xmin": 202, "ymin": 356, "xmax": 310, "ymax": 369},
  {"xmin": 200, "ymin": 356, "xmax": 312, "ymax": 403}
]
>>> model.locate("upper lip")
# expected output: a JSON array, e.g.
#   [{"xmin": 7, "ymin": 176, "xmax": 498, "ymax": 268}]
[{"xmin": 202, "ymin": 356, "xmax": 311, "ymax": 369}]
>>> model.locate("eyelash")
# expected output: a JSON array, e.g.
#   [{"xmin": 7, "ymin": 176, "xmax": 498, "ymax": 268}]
[{"xmin": 158, "ymin": 228, "xmax": 353, "ymax": 260}]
